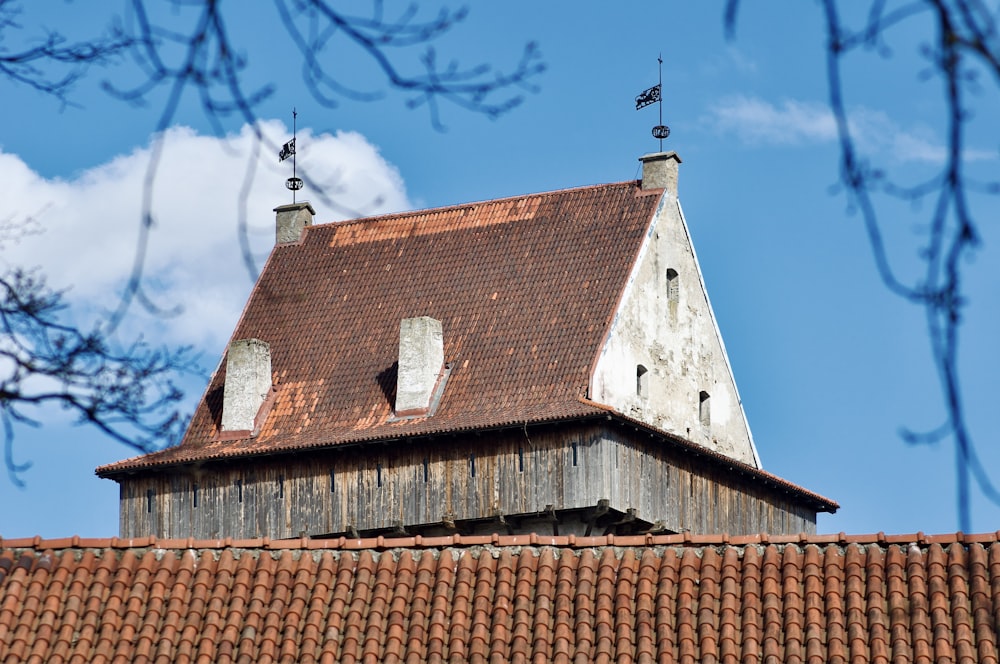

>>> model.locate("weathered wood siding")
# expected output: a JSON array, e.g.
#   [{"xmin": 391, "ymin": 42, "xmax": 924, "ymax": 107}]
[{"xmin": 118, "ymin": 423, "xmax": 818, "ymax": 539}]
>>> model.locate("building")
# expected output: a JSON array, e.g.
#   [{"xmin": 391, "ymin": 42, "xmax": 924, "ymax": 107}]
[
  {"xmin": 97, "ymin": 152, "xmax": 836, "ymax": 540},
  {"xmin": 3, "ymin": 153, "xmax": 998, "ymax": 663}
]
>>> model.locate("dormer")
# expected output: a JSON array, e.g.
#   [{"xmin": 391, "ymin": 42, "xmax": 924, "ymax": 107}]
[
  {"xmin": 221, "ymin": 338, "xmax": 272, "ymax": 432},
  {"xmin": 394, "ymin": 316, "xmax": 447, "ymax": 417}
]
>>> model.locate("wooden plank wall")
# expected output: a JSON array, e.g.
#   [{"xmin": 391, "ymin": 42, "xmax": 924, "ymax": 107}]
[{"xmin": 118, "ymin": 423, "xmax": 818, "ymax": 539}]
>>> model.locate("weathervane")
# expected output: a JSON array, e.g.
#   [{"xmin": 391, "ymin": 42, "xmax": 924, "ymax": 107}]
[
  {"xmin": 635, "ymin": 56, "xmax": 670, "ymax": 151},
  {"xmin": 279, "ymin": 108, "xmax": 303, "ymax": 202}
]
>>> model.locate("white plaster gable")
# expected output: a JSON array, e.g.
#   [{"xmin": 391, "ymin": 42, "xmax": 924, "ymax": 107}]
[{"xmin": 589, "ymin": 190, "xmax": 761, "ymax": 468}]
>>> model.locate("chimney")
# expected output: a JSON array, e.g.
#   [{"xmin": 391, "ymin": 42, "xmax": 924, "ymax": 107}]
[
  {"xmin": 396, "ymin": 316, "xmax": 444, "ymax": 415},
  {"xmin": 221, "ymin": 338, "xmax": 272, "ymax": 431},
  {"xmin": 639, "ymin": 151, "xmax": 681, "ymax": 194},
  {"xmin": 274, "ymin": 201, "xmax": 315, "ymax": 244}
]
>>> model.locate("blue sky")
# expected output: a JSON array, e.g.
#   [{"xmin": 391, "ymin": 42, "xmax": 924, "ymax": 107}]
[{"xmin": 0, "ymin": 2, "xmax": 998, "ymax": 538}]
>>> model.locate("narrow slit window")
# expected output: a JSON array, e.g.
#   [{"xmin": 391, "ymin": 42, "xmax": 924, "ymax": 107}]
[
  {"xmin": 278, "ymin": 475, "xmax": 284, "ymax": 499},
  {"xmin": 423, "ymin": 457, "xmax": 429, "ymax": 483},
  {"xmin": 192, "ymin": 483, "xmax": 199, "ymax": 508},
  {"xmin": 699, "ymin": 391, "xmax": 711, "ymax": 427},
  {"xmin": 376, "ymin": 462, "xmax": 382, "ymax": 488},
  {"xmin": 330, "ymin": 469, "xmax": 336, "ymax": 493},
  {"xmin": 636, "ymin": 365, "xmax": 649, "ymax": 397},
  {"xmin": 666, "ymin": 268, "xmax": 679, "ymax": 324},
  {"xmin": 518, "ymin": 447, "xmax": 524, "ymax": 473},
  {"xmin": 236, "ymin": 479, "xmax": 243, "ymax": 503},
  {"xmin": 470, "ymin": 454, "xmax": 476, "ymax": 478},
  {"xmin": 666, "ymin": 269, "xmax": 679, "ymax": 303},
  {"xmin": 572, "ymin": 442, "xmax": 578, "ymax": 467},
  {"xmin": 146, "ymin": 489, "xmax": 154, "ymax": 514}
]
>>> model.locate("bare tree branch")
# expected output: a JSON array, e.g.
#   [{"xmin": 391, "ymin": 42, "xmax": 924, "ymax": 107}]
[
  {"xmin": 0, "ymin": 270, "xmax": 194, "ymax": 485},
  {"xmin": 0, "ymin": 1, "xmax": 542, "ymax": 482},
  {"xmin": 727, "ymin": 0, "xmax": 1000, "ymax": 530},
  {"xmin": 0, "ymin": 0, "xmax": 132, "ymax": 105}
]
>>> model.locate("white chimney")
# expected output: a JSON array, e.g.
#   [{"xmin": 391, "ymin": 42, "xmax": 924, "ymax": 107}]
[
  {"xmin": 396, "ymin": 316, "xmax": 444, "ymax": 415},
  {"xmin": 274, "ymin": 201, "xmax": 315, "ymax": 244},
  {"xmin": 221, "ymin": 338, "xmax": 272, "ymax": 431},
  {"xmin": 639, "ymin": 151, "xmax": 681, "ymax": 194}
]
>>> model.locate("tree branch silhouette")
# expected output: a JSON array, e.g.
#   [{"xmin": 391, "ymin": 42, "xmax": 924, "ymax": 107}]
[
  {"xmin": 0, "ymin": 0, "xmax": 543, "ymax": 483},
  {"xmin": 725, "ymin": 0, "xmax": 1000, "ymax": 530},
  {"xmin": 0, "ymin": 270, "xmax": 193, "ymax": 486}
]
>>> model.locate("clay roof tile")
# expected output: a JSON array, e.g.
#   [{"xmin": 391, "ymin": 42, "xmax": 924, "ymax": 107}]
[{"xmin": 4, "ymin": 534, "xmax": 1000, "ymax": 661}]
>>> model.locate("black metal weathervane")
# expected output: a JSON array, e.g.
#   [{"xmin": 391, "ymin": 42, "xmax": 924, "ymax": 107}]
[
  {"xmin": 279, "ymin": 109, "xmax": 303, "ymax": 202},
  {"xmin": 635, "ymin": 56, "xmax": 670, "ymax": 151}
]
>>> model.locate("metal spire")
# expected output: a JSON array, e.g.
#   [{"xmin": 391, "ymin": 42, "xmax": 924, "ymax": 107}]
[
  {"xmin": 652, "ymin": 55, "xmax": 670, "ymax": 150},
  {"xmin": 280, "ymin": 108, "xmax": 303, "ymax": 202},
  {"xmin": 636, "ymin": 57, "xmax": 670, "ymax": 150}
]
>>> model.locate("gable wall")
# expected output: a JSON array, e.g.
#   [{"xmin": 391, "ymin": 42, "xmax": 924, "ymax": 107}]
[
  {"xmin": 117, "ymin": 423, "xmax": 814, "ymax": 539},
  {"xmin": 590, "ymin": 192, "xmax": 759, "ymax": 467}
]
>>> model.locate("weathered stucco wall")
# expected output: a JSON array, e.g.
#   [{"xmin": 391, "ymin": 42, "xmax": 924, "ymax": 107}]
[
  {"xmin": 590, "ymin": 191, "xmax": 760, "ymax": 467},
  {"xmin": 117, "ymin": 423, "xmax": 814, "ymax": 540}
]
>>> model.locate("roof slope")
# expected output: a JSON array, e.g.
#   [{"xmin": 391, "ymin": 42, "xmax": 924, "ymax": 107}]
[
  {"xmin": 2, "ymin": 532, "xmax": 998, "ymax": 662},
  {"xmin": 103, "ymin": 182, "xmax": 662, "ymax": 472}
]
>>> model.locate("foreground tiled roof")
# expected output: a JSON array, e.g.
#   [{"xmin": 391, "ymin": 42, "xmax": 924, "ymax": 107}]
[
  {"xmin": 2, "ymin": 532, "xmax": 998, "ymax": 663},
  {"xmin": 101, "ymin": 182, "xmax": 663, "ymax": 474}
]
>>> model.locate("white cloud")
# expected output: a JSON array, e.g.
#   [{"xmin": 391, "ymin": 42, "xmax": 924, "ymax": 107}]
[
  {"xmin": 706, "ymin": 95, "xmax": 837, "ymax": 145},
  {"xmin": 705, "ymin": 94, "xmax": 997, "ymax": 164},
  {"xmin": 0, "ymin": 121, "xmax": 412, "ymax": 355},
  {"xmin": 702, "ymin": 45, "xmax": 759, "ymax": 77}
]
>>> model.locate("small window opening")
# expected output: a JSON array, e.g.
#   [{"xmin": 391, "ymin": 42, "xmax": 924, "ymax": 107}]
[
  {"xmin": 423, "ymin": 457, "xmax": 429, "ymax": 483},
  {"xmin": 278, "ymin": 474, "xmax": 285, "ymax": 499},
  {"xmin": 236, "ymin": 479, "xmax": 243, "ymax": 503},
  {"xmin": 146, "ymin": 489, "xmax": 154, "ymax": 514},
  {"xmin": 636, "ymin": 365, "xmax": 649, "ymax": 397},
  {"xmin": 666, "ymin": 268, "xmax": 679, "ymax": 324},
  {"xmin": 376, "ymin": 462, "xmax": 383, "ymax": 488},
  {"xmin": 699, "ymin": 391, "xmax": 711, "ymax": 427},
  {"xmin": 572, "ymin": 442, "xmax": 578, "ymax": 467},
  {"xmin": 470, "ymin": 454, "xmax": 476, "ymax": 478},
  {"xmin": 192, "ymin": 483, "xmax": 199, "ymax": 508},
  {"xmin": 666, "ymin": 269, "xmax": 679, "ymax": 302},
  {"xmin": 330, "ymin": 469, "xmax": 336, "ymax": 493},
  {"xmin": 518, "ymin": 447, "xmax": 524, "ymax": 473}
]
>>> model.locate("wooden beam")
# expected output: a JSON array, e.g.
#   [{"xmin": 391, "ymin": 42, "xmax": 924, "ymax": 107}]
[{"xmin": 584, "ymin": 499, "xmax": 611, "ymax": 537}]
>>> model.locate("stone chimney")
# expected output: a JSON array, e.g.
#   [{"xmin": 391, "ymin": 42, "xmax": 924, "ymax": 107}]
[
  {"xmin": 396, "ymin": 316, "xmax": 444, "ymax": 415},
  {"xmin": 274, "ymin": 201, "xmax": 315, "ymax": 244},
  {"xmin": 221, "ymin": 338, "xmax": 272, "ymax": 431},
  {"xmin": 639, "ymin": 151, "xmax": 681, "ymax": 194}
]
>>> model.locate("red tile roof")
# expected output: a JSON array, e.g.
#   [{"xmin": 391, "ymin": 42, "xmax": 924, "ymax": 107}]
[
  {"xmin": 101, "ymin": 182, "xmax": 665, "ymax": 473},
  {"xmin": 2, "ymin": 532, "xmax": 998, "ymax": 663}
]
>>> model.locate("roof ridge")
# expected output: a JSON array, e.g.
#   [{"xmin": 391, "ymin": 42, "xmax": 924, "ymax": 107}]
[
  {"xmin": 4, "ymin": 530, "xmax": 999, "ymax": 552},
  {"xmin": 310, "ymin": 179, "xmax": 639, "ymax": 230}
]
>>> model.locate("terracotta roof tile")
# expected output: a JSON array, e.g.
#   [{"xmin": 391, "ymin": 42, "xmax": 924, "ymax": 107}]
[
  {"xmin": 971, "ymin": 544, "xmax": 998, "ymax": 664},
  {"xmin": 717, "ymin": 547, "xmax": 741, "ymax": 664},
  {"xmin": 802, "ymin": 545, "xmax": 827, "ymax": 664},
  {"xmin": 3, "ymin": 533, "xmax": 1000, "ymax": 662},
  {"xmin": 654, "ymin": 547, "xmax": 676, "ymax": 662},
  {"xmin": 634, "ymin": 550, "xmax": 657, "ymax": 664},
  {"xmin": 469, "ymin": 552, "xmax": 494, "ymax": 663}
]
